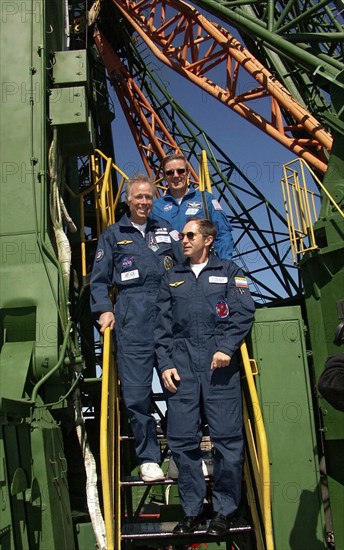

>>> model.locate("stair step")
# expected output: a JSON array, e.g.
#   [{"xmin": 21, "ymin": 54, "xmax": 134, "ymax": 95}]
[
  {"xmin": 121, "ymin": 519, "xmax": 252, "ymax": 541},
  {"xmin": 120, "ymin": 434, "xmax": 166, "ymax": 441},
  {"xmin": 121, "ymin": 475, "xmax": 209, "ymax": 486}
]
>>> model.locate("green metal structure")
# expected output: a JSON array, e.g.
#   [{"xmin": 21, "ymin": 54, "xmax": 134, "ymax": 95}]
[{"xmin": 0, "ymin": 1, "xmax": 343, "ymax": 549}]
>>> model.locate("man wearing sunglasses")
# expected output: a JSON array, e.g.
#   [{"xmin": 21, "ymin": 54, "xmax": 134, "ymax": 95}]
[
  {"xmin": 151, "ymin": 153, "xmax": 234, "ymax": 260},
  {"xmin": 90, "ymin": 174, "xmax": 182, "ymax": 483},
  {"xmin": 155, "ymin": 218, "xmax": 255, "ymax": 537}
]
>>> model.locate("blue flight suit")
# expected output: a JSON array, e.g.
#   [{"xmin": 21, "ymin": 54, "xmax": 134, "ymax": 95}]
[
  {"xmin": 90, "ymin": 214, "xmax": 182, "ymax": 465},
  {"xmin": 155, "ymin": 255, "xmax": 255, "ymax": 517},
  {"xmin": 151, "ymin": 188, "xmax": 234, "ymax": 260}
]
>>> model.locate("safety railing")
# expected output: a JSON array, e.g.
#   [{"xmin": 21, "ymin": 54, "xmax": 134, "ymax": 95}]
[
  {"xmin": 100, "ymin": 327, "xmax": 117, "ymax": 549},
  {"xmin": 89, "ymin": 152, "xmax": 128, "ymax": 548},
  {"xmin": 241, "ymin": 341, "xmax": 274, "ymax": 550},
  {"xmin": 281, "ymin": 158, "xmax": 344, "ymax": 264},
  {"xmin": 65, "ymin": 151, "xmax": 128, "ymax": 278}
]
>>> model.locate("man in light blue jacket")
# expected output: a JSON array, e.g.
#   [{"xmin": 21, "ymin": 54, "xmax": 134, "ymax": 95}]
[{"xmin": 152, "ymin": 153, "xmax": 234, "ymax": 260}]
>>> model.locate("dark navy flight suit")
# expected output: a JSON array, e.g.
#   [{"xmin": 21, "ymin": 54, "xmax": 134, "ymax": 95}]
[
  {"xmin": 151, "ymin": 188, "xmax": 234, "ymax": 260},
  {"xmin": 155, "ymin": 254, "xmax": 255, "ymax": 517},
  {"xmin": 90, "ymin": 214, "xmax": 182, "ymax": 465}
]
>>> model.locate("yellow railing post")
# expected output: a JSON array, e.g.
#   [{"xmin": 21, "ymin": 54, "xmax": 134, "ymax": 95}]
[
  {"xmin": 241, "ymin": 341, "xmax": 274, "ymax": 550},
  {"xmin": 100, "ymin": 328, "xmax": 115, "ymax": 550}
]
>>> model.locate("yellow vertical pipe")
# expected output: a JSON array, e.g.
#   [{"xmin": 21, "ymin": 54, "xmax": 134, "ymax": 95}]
[
  {"xmin": 241, "ymin": 341, "xmax": 274, "ymax": 550},
  {"xmin": 100, "ymin": 328, "xmax": 115, "ymax": 550}
]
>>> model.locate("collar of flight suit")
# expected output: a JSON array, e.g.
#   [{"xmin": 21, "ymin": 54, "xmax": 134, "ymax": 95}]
[
  {"xmin": 118, "ymin": 213, "xmax": 167, "ymax": 233},
  {"xmin": 175, "ymin": 252, "xmax": 227, "ymax": 273},
  {"xmin": 164, "ymin": 186, "xmax": 199, "ymax": 204}
]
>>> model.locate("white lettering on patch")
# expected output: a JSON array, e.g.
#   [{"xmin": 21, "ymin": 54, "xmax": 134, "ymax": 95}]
[
  {"xmin": 156, "ymin": 235, "xmax": 171, "ymax": 243},
  {"xmin": 185, "ymin": 207, "xmax": 199, "ymax": 215},
  {"xmin": 209, "ymin": 276, "xmax": 228, "ymax": 284},
  {"xmin": 121, "ymin": 269, "xmax": 139, "ymax": 281}
]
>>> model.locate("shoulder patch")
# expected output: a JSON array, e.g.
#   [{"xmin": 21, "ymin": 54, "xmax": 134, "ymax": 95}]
[
  {"xmin": 117, "ymin": 240, "xmax": 134, "ymax": 245},
  {"xmin": 96, "ymin": 249, "xmax": 104, "ymax": 262},
  {"xmin": 169, "ymin": 281, "xmax": 185, "ymax": 287},
  {"xmin": 235, "ymin": 276, "xmax": 248, "ymax": 288},
  {"xmin": 212, "ymin": 199, "xmax": 222, "ymax": 211}
]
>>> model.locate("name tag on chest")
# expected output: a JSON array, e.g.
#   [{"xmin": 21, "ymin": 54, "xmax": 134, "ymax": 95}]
[
  {"xmin": 185, "ymin": 207, "xmax": 199, "ymax": 215},
  {"xmin": 155, "ymin": 235, "xmax": 171, "ymax": 244},
  {"xmin": 209, "ymin": 276, "xmax": 228, "ymax": 284},
  {"xmin": 121, "ymin": 269, "xmax": 139, "ymax": 282}
]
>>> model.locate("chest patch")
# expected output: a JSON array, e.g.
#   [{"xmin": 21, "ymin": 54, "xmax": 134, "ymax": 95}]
[
  {"xmin": 156, "ymin": 235, "xmax": 171, "ymax": 244},
  {"xmin": 148, "ymin": 233, "xmax": 159, "ymax": 252},
  {"xmin": 209, "ymin": 276, "xmax": 228, "ymax": 284},
  {"xmin": 122, "ymin": 256, "xmax": 134, "ymax": 269},
  {"xmin": 163, "ymin": 203, "xmax": 173, "ymax": 212},
  {"xmin": 121, "ymin": 269, "xmax": 139, "ymax": 282},
  {"xmin": 216, "ymin": 300, "xmax": 229, "ymax": 318},
  {"xmin": 185, "ymin": 207, "xmax": 199, "ymax": 216},
  {"xmin": 164, "ymin": 256, "xmax": 173, "ymax": 270}
]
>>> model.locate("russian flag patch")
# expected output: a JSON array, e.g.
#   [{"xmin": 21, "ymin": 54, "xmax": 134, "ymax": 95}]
[{"xmin": 235, "ymin": 276, "xmax": 248, "ymax": 288}]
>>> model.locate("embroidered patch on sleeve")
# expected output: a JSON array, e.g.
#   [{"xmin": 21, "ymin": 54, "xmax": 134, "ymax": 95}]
[
  {"xmin": 235, "ymin": 276, "xmax": 248, "ymax": 288},
  {"xmin": 212, "ymin": 199, "xmax": 223, "ymax": 211},
  {"xmin": 96, "ymin": 249, "xmax": 104, "ymax": 262}
]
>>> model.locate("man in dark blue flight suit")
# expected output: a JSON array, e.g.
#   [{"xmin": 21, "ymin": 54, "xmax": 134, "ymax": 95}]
[
  {"xmin": 152, "ymin": 153, "xmax": 234, "ymax": 260},
  {"xmin": 90, "ymin": 174, "xmax": 182, "ymax": 482},
  {"xmin": 155, "ymin": 218, "xmax": 255, "ymax": 536}
]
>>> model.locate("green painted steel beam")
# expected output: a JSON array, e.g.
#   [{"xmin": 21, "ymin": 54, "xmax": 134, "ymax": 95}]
[{"xmin": 191, "ymin": 0, "xmax": 343, "ymax": 87}]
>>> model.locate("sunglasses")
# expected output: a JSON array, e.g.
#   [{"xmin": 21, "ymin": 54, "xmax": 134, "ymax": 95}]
[
  {"xmin": 179, "ymin": 231, "xmax": 201, "ymax": 241},
  {"xmin": 165, "ymin": 168, "xmax": 186, "ymax": 176}
]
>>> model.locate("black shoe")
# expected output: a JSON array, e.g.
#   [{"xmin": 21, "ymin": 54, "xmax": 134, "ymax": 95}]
[
  {"xmin": 173, "ymin": 514, "xmax": 206, "ymax": 534},
  {"xmin": 207, "ymin": 512, "xmax": 232, "ymax": 536}
]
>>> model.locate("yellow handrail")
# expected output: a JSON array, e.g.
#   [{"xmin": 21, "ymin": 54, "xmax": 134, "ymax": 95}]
[
  {"xmin": 241, "ymin": 341, "xmax": 274, "ymax": 550},
  {"xmin": 281, "ymin": 157, "xmax": 344, "ymax": 263},
  {"xmin": 100, "ymin": 327, "xmax": 116, "ymax": 549},
  {"xmin": 94, "ymin": 152, "xmax": 128, "ymax": 548}
]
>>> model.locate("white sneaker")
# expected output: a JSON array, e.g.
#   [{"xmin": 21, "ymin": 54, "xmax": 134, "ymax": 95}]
[{"xmin": 140, "ymin": 462, "xmax": 165, "ymax": 482}]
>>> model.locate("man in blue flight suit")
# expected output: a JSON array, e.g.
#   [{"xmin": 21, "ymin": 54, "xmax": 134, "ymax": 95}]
[
  {"xmin": 152, "ymin": 153, "xmax": 234, "ymax": 260},
  {"xmin": 155, "ymin": 218, "xmax": 255, "ymax": 536},
  {"xmin": 90, "ymin": 174, "xmax": 182, "ymax": 482}
]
